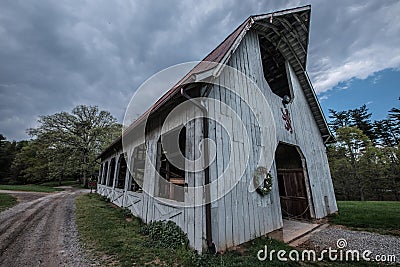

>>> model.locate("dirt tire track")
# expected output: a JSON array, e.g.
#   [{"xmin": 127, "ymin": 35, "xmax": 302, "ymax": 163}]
[
  {"xmin": 0, "ymin": 196, "xmax": 56, "ymax": 253},
  {"xmin": 0, "ymin": 197, "xmax": 49, "ymax": 236},
  {"xmin": 0, "ymin": 188, "xmax": 94, "ymax": 266}
]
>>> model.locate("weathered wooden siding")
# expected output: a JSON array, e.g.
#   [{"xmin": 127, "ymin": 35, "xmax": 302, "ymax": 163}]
[
  {"xmin": 206, "ymin": 30, "xmax": 337, "ymax": 251},
  {"xmin": 97, "ymin": 108, "xmax": 206, "ymax": 252},
  {"xmin": 206, "ymin": 30, "xmax": 282, "ymax": 251}
]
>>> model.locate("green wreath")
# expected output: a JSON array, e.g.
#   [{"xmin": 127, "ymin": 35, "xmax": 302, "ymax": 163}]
[{"xmin": 254, "ymin": 167, "xmax": 273, "ymax": 196}]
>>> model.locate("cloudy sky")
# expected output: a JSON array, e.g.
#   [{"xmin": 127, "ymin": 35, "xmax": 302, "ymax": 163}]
[{"xmin": 1, "ymin": 0, "xmax": 399, "ymax": 140}]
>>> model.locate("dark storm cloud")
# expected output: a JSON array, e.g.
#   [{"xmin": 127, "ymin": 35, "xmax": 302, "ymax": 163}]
[{"xmin": 1, "ymin": 0, "xmax": 399, "ymax": 140}]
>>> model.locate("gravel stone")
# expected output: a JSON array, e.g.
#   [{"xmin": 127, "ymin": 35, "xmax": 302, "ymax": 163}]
[{"xmin": 306, "ymin": 226, "xmax": 400, "ymax": 263}]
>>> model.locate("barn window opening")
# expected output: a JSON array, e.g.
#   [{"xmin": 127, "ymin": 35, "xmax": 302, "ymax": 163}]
[
  {"xmin": 258, "ymin": 36, "xmax": 292, "ymax": 100},
  {"xmin": 102, "ymin": 161, "xmax": 108, "ymax": 185},
  {"xmin": 107, "ymin": 157, "xmax": 116, "ymax": 187},
  {"xmin": 98, "ymin": 163, "xmax": 103, "ymax": 184},
  {"xmin": 129, "ymin": 143, "xmax": 146, "ymax": 192},
  {"xmin": 116, "ymin": 154, "xmax": 127, "ymax": 189},
  {"xmin": 157, "ymin": 126, "xmax": 186, "ymax": 202}
]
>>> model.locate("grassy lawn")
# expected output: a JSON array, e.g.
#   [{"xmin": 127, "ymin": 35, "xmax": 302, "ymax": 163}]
[
  {"xmin": 39, "ymin": 180, "xmax": 79, "ymax": 187},
  {"xmin": 329, "ymin": 201, "xmax": 400, "ymax": 236},
  {"xmin": 0, "ymin": 193, "xmax": 18, "ymax": 212},
  {"xmin": 0, "ymin": 184, "xmax": 63, "ymax": 193},
  {"xmin": 76, "ymin": 194, "xmax": 375, "ymax": 267}
]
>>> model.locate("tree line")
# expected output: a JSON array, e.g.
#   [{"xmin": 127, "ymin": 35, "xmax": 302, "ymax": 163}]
[
  {"xmin": 327, "ymin": 100, "xmax": 400, "ymax": 201},
  {"xmin": 0, "ymin": 105, "xmax": 121, "ymax": 187}
]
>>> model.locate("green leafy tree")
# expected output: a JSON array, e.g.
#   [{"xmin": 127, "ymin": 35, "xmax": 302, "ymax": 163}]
[
  {"xmin": 11, "ymin": 140, "xmax": 48, "ymax": 184},
  {"xmin": 327, "ymin": 145, "xmax": 355, "ymax": 200},
  {"xmin": 28, "ymin": 105, "xmax": 121, "ymax": 187},
  {"xmin": 380, "ymin": 146, "xmax": 400, "ymax": 200},
  {"xmin": 327, "ymin": 99, "xmax": 400, "ymax": 201},
  {"xmin": 0, "ymin": 134, "xmax": 14, "ymax": 183},
  {"xmin": 0, "ymin": 135, "xmax": 29, "ymax": 184},
  {"xmin": 330, "ymin": 127, "xmax": 372, "ymax": 201}
]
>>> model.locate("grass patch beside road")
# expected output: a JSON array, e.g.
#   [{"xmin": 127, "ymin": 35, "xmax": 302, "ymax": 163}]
[
  {"xmin": 329, "ymin": 201, "xmax": 400, "ymax": 236},
  {"xmin": 0, "ymin": 184, "xmax": 63, "ymax": 193},
  {"xmin": 0, "ymin": 193, "xmax": 18, "ymax": 212},
  {"xmin": 75, "ymin": 194, "xmax": 301, "ymax": 266},
  {"xmin": 39, "ymin": 180, "xmax": 78, "ymax": 187}
]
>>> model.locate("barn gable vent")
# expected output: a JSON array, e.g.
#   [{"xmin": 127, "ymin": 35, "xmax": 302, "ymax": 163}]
[{"xmin": 258, "ymin": 36, "xmax": 293, "ymax": 101}]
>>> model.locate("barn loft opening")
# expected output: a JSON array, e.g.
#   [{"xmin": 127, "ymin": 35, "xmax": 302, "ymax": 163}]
[
  {"xmin": 157, "ymin": 126, "xmax": 186, "ymax": 202},
  {"xmin": 130, "ymin": 143, "xmax": 146, "ymax": 192},
  {"xmin": 275, "ymin": 143, "xmax": 310, "ymax": 219},
  {"xmin": 116, "ymin": 154, "xmax": 127, "ymax": 189},
  {"xmin": 108, "ymin": 157, "xmax": 116, "ymax": 187},
  {"xmin": 258, "ymin": 36, "xmax": 292, "ymax": 100}
]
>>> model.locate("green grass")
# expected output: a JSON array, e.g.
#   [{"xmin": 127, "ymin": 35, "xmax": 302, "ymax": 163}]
[
  {"xmin": 76, "ymin": 194, "xmax": 375, "ymax": 267},
  {"xmin": 0, "ymin": 193, "xmax": 18, "ymax": 212},
  {"xmin": 0, "ymin": 184, "xmax": 63, "ymax": 193},
  {"xmin": 329, "ymin": 201, "xmax": 400, "ymax": 236},
  {"xmin": 39, "ymin": 180, "xmax": 79, "ymax": 187}
]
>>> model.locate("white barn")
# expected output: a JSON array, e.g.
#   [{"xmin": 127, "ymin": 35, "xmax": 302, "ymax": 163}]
[{"xmin": 97, "ymin": 5, "xmax": 337, "ymax": 253}]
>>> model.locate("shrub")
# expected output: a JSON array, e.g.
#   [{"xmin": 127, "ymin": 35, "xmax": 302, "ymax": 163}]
[
  {"xmin": 99, "ymin": 195, "xmax": 110, "ymax": 202},
  {"xmin": 121, "ymin": 207, "xmax": 132, "ymax": 218},
  {"xmin": 141, "ymin": 220, "xmax": 189, "ymax": 249}
]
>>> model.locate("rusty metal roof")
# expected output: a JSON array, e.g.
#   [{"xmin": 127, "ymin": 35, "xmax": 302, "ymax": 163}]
[{"xmin": 99, "ymin": 5, "xmax": 333, "ymax": 159}]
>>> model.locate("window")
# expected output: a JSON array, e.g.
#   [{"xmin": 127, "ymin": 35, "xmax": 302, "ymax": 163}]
[
  {"xmin": 102, "ymin": 161, "xmax": 109, "ymax": 185},
  {"xmin": 157, "ymin": 127, "xmax": 186, "ymax": 202},
  {"xmin": 116, "ymin": 154, "xmax": 127, "ymax": 189},
  {"xmin": 258, "ymin": 35, "xmax": 292, "ymax": 100},
  {"xmin": 129, "ymin": 143, "xmax": 146, "ymax": 192},
  {"xmin": 107, "ymin": 157, "xmax": 116, "ymax": 187},
  {"xmin": 98, "ymin": 163, "xmax": 103, "ymax": 184}
]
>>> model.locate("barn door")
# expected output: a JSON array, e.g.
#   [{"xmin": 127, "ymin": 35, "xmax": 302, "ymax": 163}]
[
  {"xmin": 277, "ymin": 169, "xmax": 309, "ymax": 219},
  {"xmin": 275, "ymin": 143, "xmax": 311, "ymax": 220}
]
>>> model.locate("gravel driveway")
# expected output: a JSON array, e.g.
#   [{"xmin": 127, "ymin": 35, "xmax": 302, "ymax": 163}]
[
  {"xmin": 304, "ymin": 226, "xmax": 400, "ymax": 263},
  {"xmin": 0, "ymin": 188, "xmax": 95, "ymax": 266}
]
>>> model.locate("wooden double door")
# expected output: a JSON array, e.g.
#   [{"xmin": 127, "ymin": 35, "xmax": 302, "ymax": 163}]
[{"xmin": 277, "ymin": 169, "xmax": 310, "ymax": 219}]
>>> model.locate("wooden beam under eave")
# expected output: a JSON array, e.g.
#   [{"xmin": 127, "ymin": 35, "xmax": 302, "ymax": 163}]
[
  {"xmin": 293, "ymin": 14, "xmax": 308, "ymax": 33},
  {"xmin": 276, "ymin": 17, "xmax": 307, "ymax": 55}
]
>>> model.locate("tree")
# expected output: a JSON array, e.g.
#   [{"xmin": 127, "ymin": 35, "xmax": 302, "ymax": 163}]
[
  {"xmin": 349, "ymin": 105, "xmax": 376, "ymax": 142},
  {"xmin": 327, "ymin": 145, "xmax": 355, "ymax": 200},
  {"xmin": 374, "ymin": 119, "xmax": 397, "ymax": 147},
  {"xmin": 28, "ymin": 105, "xmax": 121, "ymax": 187},
  {"xmin": 0, "ymin": 134, "xmax": 13, "ymax": 182},
  {"xmin": 387, "ymin": 106, "xmax": 400, "ymax": 144},
  {"xmin": 0, "ymin": 135, "xmax": 28, "ymax": 184},
  {"xmin": 379, "ymin": 146, "xmax": 400, "ymax": 200},
  {"xmin": 11, "ymin": 140, "xmax": 48, "ymax": 184},
  {"xmin": 327, "ymin": 100, "xmax": 400, "ymax": 201},
  {"xmin": 331, "ymin": 127, "xmax": 372, "ymax": 201},
  {"xmin": 328, "ymin": 109, "xmax": 351, "ymax": 132},
  {"xmin": 329, "ymin": 105, "xmax": 376, "ymax": 142}
]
